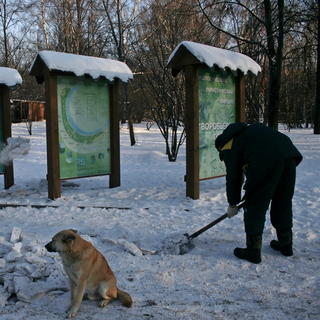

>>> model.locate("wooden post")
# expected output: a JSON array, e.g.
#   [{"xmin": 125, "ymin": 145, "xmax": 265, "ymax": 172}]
[
  {"xmin": 184, "ymin": 65, "xmax": 200, "ymax": 199},
  {"xmin": 109, "ymin": 79, "xmax": 120, "ymax": 188},
  {"xmin": 1, "ymin": 86, "xmax": 14, "ymax": 189},
  {"xmin": 45, "ymin": 72, "xmax": 61, "ymax": 199},
  {"xmin": 235, "ymin": 72, "xmax": 246, "ymax": 122}
]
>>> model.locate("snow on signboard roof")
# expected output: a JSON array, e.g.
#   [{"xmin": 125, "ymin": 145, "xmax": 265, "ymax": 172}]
[
  {"xmin": 30, "ymin": 51, "xmax": 133, "ymax": 83},
  {"xmin": 0, "ymin": 67, "xmax": 22, "ymax": 87},
  {"xmin": 167, "ymin": 41, "xmax": 261, "ymax": 75}
]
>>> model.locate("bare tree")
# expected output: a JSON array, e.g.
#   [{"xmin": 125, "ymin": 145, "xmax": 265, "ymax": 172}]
[
  {"xmin": 37, "ymin": 0, "xmax": 103, "ymax": 56},
  {"xmin": 263, "ymin": 0, "xmax": 284, "ymax": 129},
  {"xmin": 38, "ymin": 0, "xmax": 49, "ymax": 48},
  {"xmin": 277, "ymin": 0, "xmax": 317, "ymax": 129},
  {"xmin": 0, "ymin": 0, "xmax": 36, "ymax": 67},
  {"xmin": 100, "ymin": 0, "xmax": 142, "ymax": 146},
  {"xmin": 132, "ymin": 0, "xmax": 211, "ymax": 161},
  {"xmin": 197, "ymin": 0, "xmax": 305, "ymax": 130}
]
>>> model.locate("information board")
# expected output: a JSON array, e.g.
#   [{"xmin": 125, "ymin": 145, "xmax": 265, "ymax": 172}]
[
  {"xmin": 199, "ymin": 68, "xmax": 236, "ymax": 179},
  {"xmin": 57, "ymin": 75, "xmax": 111, "ymax": 179}
]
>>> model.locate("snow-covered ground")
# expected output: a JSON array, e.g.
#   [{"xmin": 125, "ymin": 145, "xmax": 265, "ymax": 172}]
[{"xmin": 0, "ymin": 121, "xmax": 319, "ymax": 320}]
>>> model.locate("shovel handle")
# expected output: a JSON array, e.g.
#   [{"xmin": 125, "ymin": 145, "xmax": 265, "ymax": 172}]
[{"xmin": 188, "ymin": 202, "xmax": 245, "ymax": 240}]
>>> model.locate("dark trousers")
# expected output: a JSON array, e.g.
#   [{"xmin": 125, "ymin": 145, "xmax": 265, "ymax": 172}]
[{"xmin": 244, "ymin": 159, "xmax": 296, "ymax": 236}]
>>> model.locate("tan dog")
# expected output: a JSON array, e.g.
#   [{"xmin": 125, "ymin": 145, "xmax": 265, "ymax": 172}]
[{"xmin": 45, "ymin": 229, "xmax": 132, "ymax": 318}]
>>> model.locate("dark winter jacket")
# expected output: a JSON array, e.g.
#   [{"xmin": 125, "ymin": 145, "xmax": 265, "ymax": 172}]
[{"xmin": 215, "ymin": 123, "xmax": 303, "ymax": 205}]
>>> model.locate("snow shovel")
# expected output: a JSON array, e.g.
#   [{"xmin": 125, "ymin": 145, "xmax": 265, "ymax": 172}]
[{"xmin": 176, "ymin": 202, "xmax": 245, "ymax": 255}]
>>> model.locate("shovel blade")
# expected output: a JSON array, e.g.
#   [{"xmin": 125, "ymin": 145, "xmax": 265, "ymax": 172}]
[{"xmin": 177, "ymin": 233, "xmax": 195, "ymax": 255}]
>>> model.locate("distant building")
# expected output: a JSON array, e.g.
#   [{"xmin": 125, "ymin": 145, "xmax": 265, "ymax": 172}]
[{"xmin": 10, "ymin": 99, "xmax": 46, "ymax": 123}]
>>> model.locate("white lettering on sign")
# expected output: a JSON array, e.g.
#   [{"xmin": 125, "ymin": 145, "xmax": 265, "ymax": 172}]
[{"xmin": 199, "ymin": 122, "xmax": 229, "ymax": 131}]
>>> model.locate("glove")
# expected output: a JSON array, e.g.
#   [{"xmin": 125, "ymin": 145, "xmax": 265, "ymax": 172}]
[{"xmin": 227, "ymin": 205, "xmax": 239, "ymax": 218}]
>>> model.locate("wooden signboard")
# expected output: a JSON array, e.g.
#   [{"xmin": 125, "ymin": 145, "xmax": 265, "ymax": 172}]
[
  {"xmin": 183, "ymin": 66, "xmax": 245, "ymax": 199},
  {"xmin": 167, "ymin": 42, "xmax": 258, "ymax": 199},
  {"xmin": 30, "ymin": 52, "xmax": 128, "ymax": 200}
]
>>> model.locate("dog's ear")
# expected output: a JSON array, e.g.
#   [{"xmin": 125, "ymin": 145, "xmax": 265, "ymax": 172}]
[
  {"xmin": 62, "ymin": 234, "xmax": 76, "ymax": 243},
  {"xmin": 69, "ymin": 229, "xmax": 78, "ymax": 234}
]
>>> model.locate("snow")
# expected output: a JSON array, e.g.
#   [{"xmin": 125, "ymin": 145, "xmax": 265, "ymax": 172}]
[
  {"xmin": 168, "ymin": 41, "xmax": 261, "ymax": 75},
  {"xmin": 0, "ymin": 137, "xmax": 30, "ymax": 166},
  {"xmin": 0, "ymin": 121, "xmax": 319, "ymax": 319},
  {"xmin": 0, "ymin": 67, "xmax": 22, "ymax": 87},
  {"xmin": 31, "ymin": 51, "xmax": 133, "ymax": 83}
]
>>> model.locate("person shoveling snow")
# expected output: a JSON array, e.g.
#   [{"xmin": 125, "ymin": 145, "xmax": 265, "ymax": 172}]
[{"xmin": 0, "ymin": 137, "xmax": 30, "ymax": 165}]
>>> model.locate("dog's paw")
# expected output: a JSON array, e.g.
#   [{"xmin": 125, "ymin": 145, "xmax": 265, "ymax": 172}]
[
  {"xmin": 66, "ymin": 308, "xmax": 77, "ymax": 318},
  {"xmin": 66, "ymin": 312, "xmax": 77, "ymax": 318},
  {"xmin": 99, "ymin": 299, "xmax": 111, "ymax": 308}
]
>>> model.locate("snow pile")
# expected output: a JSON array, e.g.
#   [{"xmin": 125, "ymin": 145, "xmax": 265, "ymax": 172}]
[
  {"xmin": 31, "ymin": 51, "xmax": 133, "ymax": 83},
  {"xmin": 0, "ymin": 67, "xmax": 22, "ymax": 87},
  {"xmin": 168, "ymin": 41, "xmax": 261, "ymax": 75},
  {"xmin": 0, "ymin": 226, "xmax": 148, "ymax": 308},
  {"xmin": 0, "ymin": 137, "xmax": 30, "ymax": 165},
  {"xmin": 158, "ymin": 233, "xmax": 195, "ymax": 255},
  {"xmin": 0, "ymin": 227, "xmax": 67, "ymax": 306}
]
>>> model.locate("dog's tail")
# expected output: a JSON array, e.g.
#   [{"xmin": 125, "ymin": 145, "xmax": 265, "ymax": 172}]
[{"xmin": 117, "ymin": 288, "xmax": 133, "ymax": 307}]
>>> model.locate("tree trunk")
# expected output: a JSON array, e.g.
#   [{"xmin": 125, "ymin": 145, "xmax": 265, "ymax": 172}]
[
  {"xmin": 128, "ymin": 119, "xmax": 136, "ymax": 146},
  {"xmin": 267, "ymin": 63, "xmax": 282, "ymax": 130},
  {"xmin": 264, "ymin": 0, "xmax": 284, "ymax": 130},
  {"xmin": 124, "ymin": 83, "xmax": 136, "ymax": 146},
  {"xmin": 314, "ymin": 0, "xmax": 320, "ymax": 134},
  {"xmin": 2, "ymin": 1, "xmax": 9, "ymax": 66}
]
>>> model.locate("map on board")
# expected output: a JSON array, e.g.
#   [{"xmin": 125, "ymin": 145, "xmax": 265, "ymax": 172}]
[
  {"xmin": 199, "ymin": 68, "xmax": 236, "ymax": 180},
  {"xmin": 57, "ymin": 75, "xmax": 111, "ymax": 179}
]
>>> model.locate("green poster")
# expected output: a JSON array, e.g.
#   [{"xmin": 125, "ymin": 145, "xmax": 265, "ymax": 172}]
[
  {"xmin": 57, "ymin": 75, "xmax": 111, "ymax": 179},
  {"xmin": 0, "ymin": 92, "xmax": 4, "ymax": 174},
  {"xmin": 199, "ymin": 68, "xmax": 236, "ymax": 179}
]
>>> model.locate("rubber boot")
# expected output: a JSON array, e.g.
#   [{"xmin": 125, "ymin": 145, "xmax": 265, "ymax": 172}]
[
  {"xmin": 234, "ymin": 235, "xmax": 262, "ymax": 264},
  {"xmin": 270, "ymin": 229, "xmax": 293, "ymax": 256}
]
